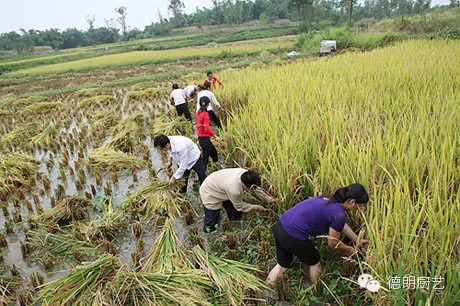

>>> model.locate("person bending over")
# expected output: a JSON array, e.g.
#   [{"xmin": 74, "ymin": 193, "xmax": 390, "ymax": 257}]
[
  {"xmin": 153, "ymin": 134, "xmax": 206, "ymax": 193},
  {"xmin": 199, "ymin": 168, "xmax": 275, "ymax": 233},
  {"xmin": 267, "ymin": 183, "xmax": 370, "ymax": 284}
]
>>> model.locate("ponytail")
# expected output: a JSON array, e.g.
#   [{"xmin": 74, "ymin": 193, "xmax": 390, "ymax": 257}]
[
  {"xmin": 199, "ymin": 96, "xmax": 210, "ymax": 112},
  {"xmin": 327, "ymin": 184, "xmax": 369, "ymax": 204}
]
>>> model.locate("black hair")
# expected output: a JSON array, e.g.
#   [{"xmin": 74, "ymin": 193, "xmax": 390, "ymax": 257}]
[
  {"xmin": 202, "ymin": 82, "xmax": 211, "ymax": 90},
  {"xmin": 199, "ymin": 96, "xmax": 210, "ymax": 112},
  {"xmin": 207, "ymin": 71, "xmax": 213, "ymax": 77},
  {"xmin": 327, "ymin": 183, "xmax": 369, "ymax": 204},
  {"xmin": 241, "ymin": 171, "xmax": 261, "ymax": 189},
  {"xmin": 153, "ymin": 134, "xmax": 170, "ymax": 148},
  {"xmin": 172, "ymin": 83, "xmax": 179, "ymax": 89}
]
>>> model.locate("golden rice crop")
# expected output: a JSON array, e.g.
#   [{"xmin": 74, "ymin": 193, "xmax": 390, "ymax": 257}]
[
  {"xmin": 219, "ymin": 40, "xmax": 459, "ymax": 304},
  {"xmin": 89, "ymin": 147, "xmax": 146, "ymax": 171},
  {"xmin": 0, "ymin": 153, "xmax": 38, "ymax": 196},
  {"xmin": 10, "ymin": 38, "xmax": 294, "ymax": 76}
]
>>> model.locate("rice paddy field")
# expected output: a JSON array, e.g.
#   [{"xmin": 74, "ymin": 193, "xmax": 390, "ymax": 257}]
[{"xmin": 0, "ymin": 30, "xmax": 458, "ymax": 306}]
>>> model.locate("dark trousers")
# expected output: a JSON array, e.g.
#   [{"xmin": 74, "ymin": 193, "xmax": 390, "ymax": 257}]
[
  {"xmin": 208, "ymin": 110, "xmax": 222, "ymax": 129},
  {"xmin": 203, "ymin": 200, "xmax": 243, "ymax": 232},
  {"xmin": 198, "ymin": 136, "xmax": 218, "ymax": 170},
  {"xmin": 176, "ymin": 103, "xmax": 192, "ymax": 122},
  {"xmin": 180, "ymin": 157, "xmax": 207, "ymax": 193}
]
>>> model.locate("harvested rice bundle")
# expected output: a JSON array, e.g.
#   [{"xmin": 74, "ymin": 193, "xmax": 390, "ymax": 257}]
[
  {"xmin": 79, "ymin": 95, "xmax": 115, "ymax": 108},
  {"xmin": 105, "ymin": 112, "xmax": 145, "ymax": 154},
  {"xmin": 192, "ymin": 245, "xmax": 269, "ymax": 306},
  {"xmin": 122, "ymin": 180, "xmax": 187, "ymax": 218},
  {"xmin": 141, "ymin": 218, "xmax": 193, "ymax": 272},
  {"xmin": 30, "ymin": 123, "xmax": 60, "ymax": 147},
  {"xmin": 72, "ymin": 88, "xmax": 112, "ymax": 99},
  {"xmin": 89, "ymin": 147, "xmax": 145, "ymax": 172},
  {"xmin": 77, "ymin": 198, "xmax": 126, "ymax": 242},
  {"xmin": 150, "ymin": 116, "xmax": 194, "ymax": 139},
  {"xmin": 21, "ymin": 102, "xmax": 64, "ymax": 116},
  {"xmin": 24, "ymin": 228, "xmax": 99, "ymax": 261},
  {"xmin": 0, "ymin": 123, "xmax": 40, "ymax": 146},
  {"xmin": 0, "ymin": 153, "xmax": 38, "ymax": 197},
  {"xmin": 0, "ymin": 275, "xmax": 18, "ymax": 306},
  {"xmin": 112, "ymin": 270, "xmax": 213, "ymax": 306},
  {"xmin": 37, "ymin": 255, "xmax": 121, "ymax": 305},
  {"xmin": 29, "ymin": 196, "xmax": 91, "ymax": 226}
]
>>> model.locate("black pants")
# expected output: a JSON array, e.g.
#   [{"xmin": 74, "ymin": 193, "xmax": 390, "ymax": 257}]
[
  {"xmin": 176, "ymin": 103, "xmax": 192, "ymax": 122},
  {"xmin": 198, "ymin": 137, "xmax": 218, "ymax": 170},
  {"xmin": 274, "ymin": 221, "xmax": 320, "ymax": 267},
  {"xmin": 180, "ymin": 157, "xmax": 207, "ymax": 193},
  {"xmin": 203, "ymin": 200, "xmax": 243, "ymax": 232},
  {"xmin": 208, "ymin": 110, "xmax": 222, "ymax": 129}
]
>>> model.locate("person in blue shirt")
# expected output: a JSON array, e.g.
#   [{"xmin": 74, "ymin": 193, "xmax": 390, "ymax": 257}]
[{"xmin": 267, "ymin": 183, "xmax": 370, "ymax": 284}]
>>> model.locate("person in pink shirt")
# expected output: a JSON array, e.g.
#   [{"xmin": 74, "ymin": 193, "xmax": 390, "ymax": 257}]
[{"xmin": 196, "ymin": 96, "xmax": 219, "ymax": 170}]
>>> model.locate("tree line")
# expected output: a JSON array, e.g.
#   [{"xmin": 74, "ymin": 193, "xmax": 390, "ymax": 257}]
[{"xmin": 1, "ymin": 0, "xmax": 455, "ymax": 52}]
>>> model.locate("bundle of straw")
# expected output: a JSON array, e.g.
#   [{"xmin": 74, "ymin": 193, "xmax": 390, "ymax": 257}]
[
  {"xmin": 25, "ymin": 228, "xmax": 99, "ymax": 260},
  {"xmin": 0, "ymin": 275, "xmax": 18, "ymax": 306},
  {"xmin": 122, "ymin": 180, "xmax": 187, "ymax": 218},
  {"xmin": 79, "ymin": 95, "xmax": 114, "ymax": 108},
  {"xmin": 0, "ymin": 153, "xmax": 38, "ymax": 196},
  {"xmin": 89, "ymin": 147, "xmax": 145, "ymax": 172},
  {"xmin": 141, "ymin": 218, "xmax": 192, "ymax": 272},
  {"xmin": 30, "ymin": 123, "xmax": 60, "ymax": 146},
  {"xmin": 37, "ymin": 255, "xmax": 121, "ymax": 305},
  {"xmin": 29, "ymin": 196, "xmax": 91, "ymax": 226},
  {"xmin": 0, "ymin": 123, "xmax": 39, "ymax": 146},
  {"xmin": 77, "ymin": 198, "xmax": 126, "ymax": 242},
  {"xmin": 21, "ymin": 102, "xmax": 64, "ymax": 116},
  {"xmin": 150, "ymin": 116, "xmax": 194, "ymax": 139},
  {"xmin": 192, "ymin": 245, "xmax": 269, "ymax": 305},
  {"xmin": 112, "ymin": 271, "xmax": 213, "ymax": 306}
]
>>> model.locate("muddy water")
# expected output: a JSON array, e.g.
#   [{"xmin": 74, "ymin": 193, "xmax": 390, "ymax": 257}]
[{"xmin": 0, "ymin": 93, "xmax": 199, "ymax": 285}]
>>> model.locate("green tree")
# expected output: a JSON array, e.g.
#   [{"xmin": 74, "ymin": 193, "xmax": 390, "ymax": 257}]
[
  {"xmin": 115, "ymin": 6, "xmax": 129, "ymax": 40},
  {"xmin": 85, "ymin": 15, "xmax": 96, "ymax": 45},
  {"xmin": 168, "ymin": 0, "xmax": 185, "ymax": 28}
]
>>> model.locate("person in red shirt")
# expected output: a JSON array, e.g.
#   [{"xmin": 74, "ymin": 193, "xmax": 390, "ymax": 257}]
[
  {"xmin": 204, "ymin": 71, "xmax": 223, "ymax": 89},
  {"xmin": 196, "ymin": 96, "xmax": 219, "ymax": 170}
]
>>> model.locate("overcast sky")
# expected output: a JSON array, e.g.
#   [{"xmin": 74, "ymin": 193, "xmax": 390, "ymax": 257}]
[{"xmin": 1, "ymin": 0, "xmax": 450, "ymax": 34}]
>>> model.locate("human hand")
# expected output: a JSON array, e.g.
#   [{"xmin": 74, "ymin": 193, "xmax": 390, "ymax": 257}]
[
  {"xmin": 254, "ymin": 205, "xmax": 270, "ymax": 212},
  {"xmin": 357, "ymin": 239, "xmax": 369, "ymax": 249},
  {"xmin": 169, "ymin": 176, "xmax": 176, "ymax": 186},
  {"xmin": 215, "ymin": 136, "xmax": 220, "ymax": 141}
]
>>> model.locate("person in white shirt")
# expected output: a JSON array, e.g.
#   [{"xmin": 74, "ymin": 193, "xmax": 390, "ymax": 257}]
[
  {"xmin": 183, "ymin": 85, "xmax": 199, "ymax": 101},
  {"xmin": 196, "ymin": 82, "xmax": 226, "ymax": 129},
  {"xmin": 153, "ymin": 134, "xmax": 206, "ymax": 193},
  {"xmin": 170, "ymin": 84, "xmax": 192, "ymax": 122},
  {"xmin": 199, "ymin": 168, "xmax": 275, "ymax": 232}
]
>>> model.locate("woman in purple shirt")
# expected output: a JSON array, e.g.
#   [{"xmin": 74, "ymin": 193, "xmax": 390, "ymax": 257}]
[{"xmin": 267, "ymin": 184, "xmax": 369, "ymax": 284}]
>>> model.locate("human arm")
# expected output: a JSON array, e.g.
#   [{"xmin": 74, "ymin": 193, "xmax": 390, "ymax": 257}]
[
  {"xmin": 343, "ymin": 223, "xmax": 369, "ymax": 249},
  {"xmin": 327, "ymin": 227, "xmax": 355, "ymax": 256},
  {"xmin": 169, "ymin": 92, "xmax": 175, "ymax": 106},
  {"xmin": 253, "ymin": 186, "xmax": 276, "ymax": 204},
  {"xmin": 214, "ymin": 76, "xmax": 223, "ymax": 86},
  {"xmin": 171, "ymin": 149, "xmax": 189, "ymax": 179},
  {"xmin": 227, "ymin": 190, "xmax": 268, "ymax": 213},
  {"xmin": 165, "ymin": 157, "xmax": 173, "ymax": 169},
  {"xmin": 210, "ymin": 93, "xmax": 223, "ymax": 111},
  {"xmin": 200, "ymin": 113, "xmax": 215, "ymax": 137}
]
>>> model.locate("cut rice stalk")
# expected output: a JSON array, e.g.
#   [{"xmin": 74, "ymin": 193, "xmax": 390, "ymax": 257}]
[
  {"xmin": 141, "ymin": 217, "xmax": 193, "ymax": 272},
  {"xmin": 192, "ymin": 245, "xmax": 270, "ymax": 306}
]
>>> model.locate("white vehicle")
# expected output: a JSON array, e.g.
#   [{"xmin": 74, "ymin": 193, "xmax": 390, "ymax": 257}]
[{"xmin": 320, "ymin": 40, "xmax": 337, "ymax": 56}]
